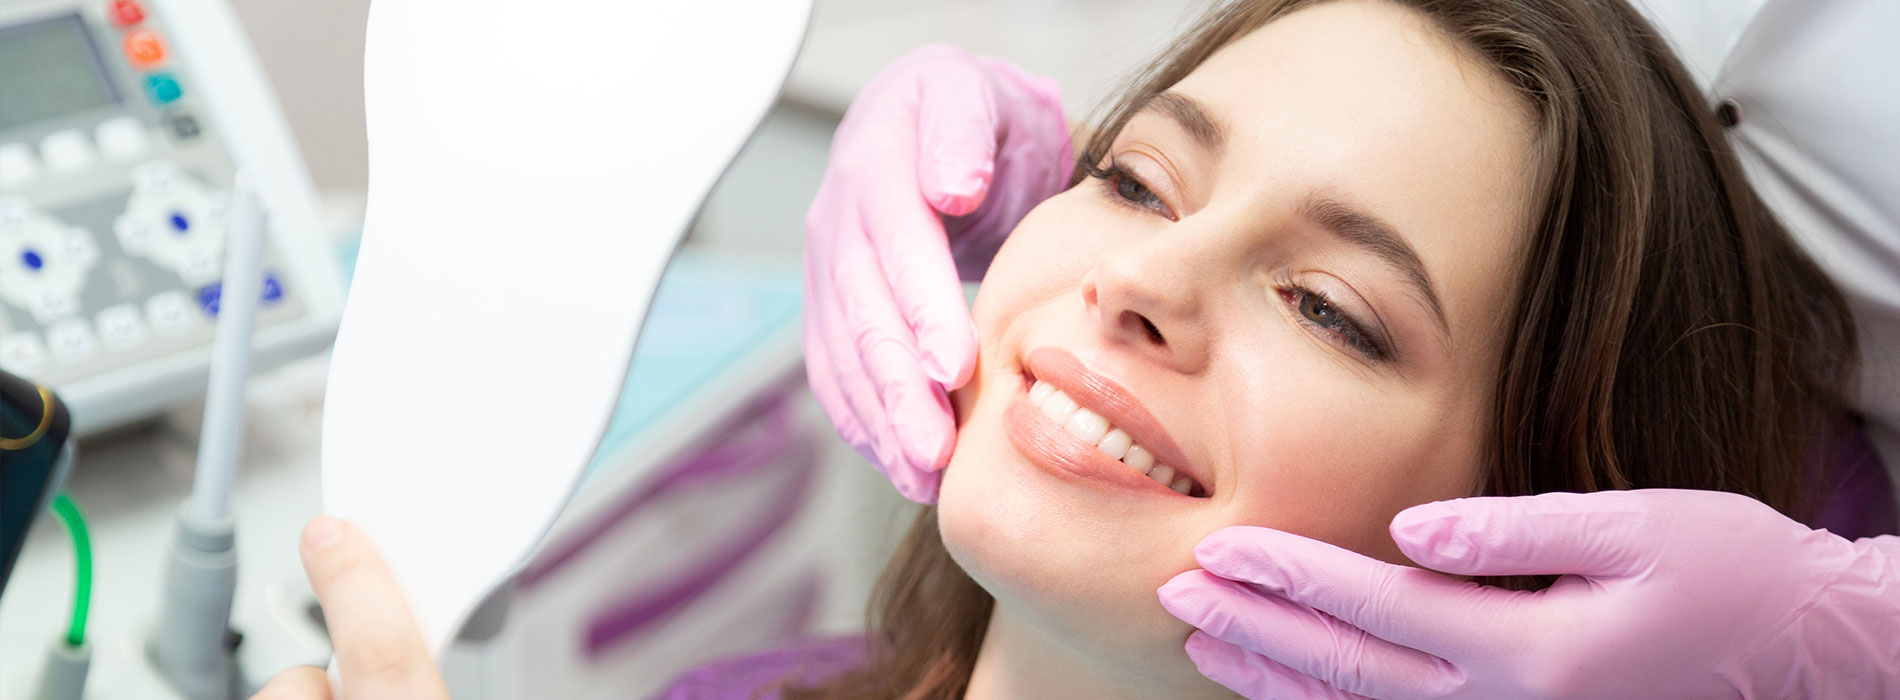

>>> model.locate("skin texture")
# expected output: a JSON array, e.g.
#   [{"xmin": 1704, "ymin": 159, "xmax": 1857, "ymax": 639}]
[
  {"xmin": 251, "ymin": 516, "xmax": 450, "ymax": 700},
  {"xmin": 935, "ymin": 1, "xmax": 1541, "ymax": 698}
]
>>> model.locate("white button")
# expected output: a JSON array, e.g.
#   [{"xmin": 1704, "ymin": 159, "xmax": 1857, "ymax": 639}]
[
  {"xmin": 181, "ymin": 247, "xmax": 220, "ymax": 285},
  {"xmin": 115, "ymin": 214, "xmax": 155, "ymax": 253},
  {"xmin": 0, "ymin": 144, "xmax": 37, "ymax": 188},
  {"xmin": 59, "ymin": 226, "xmax": 99, "ymax": 268},
  {"xmin": 95, "ymin": 117, "xmax": 149, "ymax": 161},
  {"xmin": 40, "ymin": 131, "xmax": 95, "ymax": 174},
  {"xmin": 45, "ymin": 319, "xmax": 97, "ymax": 363},
  {"xmin": 146, "ymin": 290, "xmax": 197, "ymax": 336},
  {"xmin": 0, "ymin": 199, "xmax": 28, "ymax": 229},
  {"xmin": 0, "ymin": 332, "xmax": 45, "ymax": 373},
  {"xmin": 96, "ymin": 304, "xmax": 147, "ymax": 349},
  {"xmin": 31, "ymin": 287, "xmax": 78, "ymax": 322}
]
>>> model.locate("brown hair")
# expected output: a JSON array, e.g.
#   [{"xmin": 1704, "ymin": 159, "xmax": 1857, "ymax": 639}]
[{"xmin": 794, "ymin": 0, "xmax": 1858, "ymax": 697}]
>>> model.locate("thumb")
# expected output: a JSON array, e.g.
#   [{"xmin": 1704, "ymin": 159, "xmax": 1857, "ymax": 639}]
[
  {"xmin": 912, "ymin": 48, "xmax": 999, "ymax": 217},
  {"xmin": 300, "ymin": 516, "xmax": 448, "ymax": 699},
  {"xmin": 1390, "ymin": 491, "xmax": 1659, "ymax": 578}
]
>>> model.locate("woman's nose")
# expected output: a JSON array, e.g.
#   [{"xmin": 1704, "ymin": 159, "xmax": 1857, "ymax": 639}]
[{"xmin": 1081, "ymin": 246, "xmax": 1211, "ymax": 374}]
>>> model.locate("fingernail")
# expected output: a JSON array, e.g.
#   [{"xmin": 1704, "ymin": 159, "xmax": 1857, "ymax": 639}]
[
  {"xmin": 1156, "ymin": 582, "xmax": 1200, "ymax": 621},
  {"xmin": 927, "ymin": 164, "xmax": 992, "ymax": 215},
  {"xmin": 304, "ymin": 515, "xmax": 344, "ymax": 550},
  {"xmin": 1393, "ymin": 506, "xmax": 1471, "ymax": 562},
  {"xmin": 920, "ymin": 352, "xmax": 957, "ymax": 385},
  {"xmin": 896, "ymin": 474, "xmax": 940, "ymax": 505}
]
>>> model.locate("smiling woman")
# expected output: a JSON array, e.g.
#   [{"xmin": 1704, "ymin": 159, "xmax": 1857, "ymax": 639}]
[{"xmin": 701, "ymin": 0, "xmax": 1859, "ymax": 698}]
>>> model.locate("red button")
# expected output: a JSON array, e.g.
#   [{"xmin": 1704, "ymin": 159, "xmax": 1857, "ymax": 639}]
[
  {"xmin": 124, "ymin": 30, "xmax": 165, "ymax": 68},
  {"xmin": 108, "ymin": 0, "xmax": 144, "ymax": 26}
]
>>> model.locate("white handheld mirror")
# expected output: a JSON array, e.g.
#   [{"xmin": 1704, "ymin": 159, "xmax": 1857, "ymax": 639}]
[{"xmin": 321, "ymin": 0, "xmax": 811, "ymax": 675}]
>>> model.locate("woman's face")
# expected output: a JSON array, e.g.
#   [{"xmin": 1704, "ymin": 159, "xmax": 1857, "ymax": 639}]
[{"xmin": 936, "ymin": 0, "xmax": 1541, "ymax": 689}]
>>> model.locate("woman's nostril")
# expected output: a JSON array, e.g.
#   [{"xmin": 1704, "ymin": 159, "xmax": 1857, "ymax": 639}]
[{"xmin": 1138, "ymin": 315, "xmax": 1165, "ymax": 345}]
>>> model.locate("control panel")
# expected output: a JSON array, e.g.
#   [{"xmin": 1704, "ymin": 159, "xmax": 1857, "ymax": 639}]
[{"xmin": 0, "ymin": 0, "xmax": 342, "ymax": 433}]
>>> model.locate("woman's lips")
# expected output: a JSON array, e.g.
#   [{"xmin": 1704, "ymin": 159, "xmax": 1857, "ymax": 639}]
[
  {"xmin": 1003, "ymin": 347, "xmax": 1212, "ymax": 498},
  {"xmin": 1006, "ymin": 396, "xmax": 1188, "ymax": 497}
]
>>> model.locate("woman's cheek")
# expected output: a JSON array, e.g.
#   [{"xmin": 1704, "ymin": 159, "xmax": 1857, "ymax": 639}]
[{"xmin": 1217, "ymin": 393, "xmax": 1462, "ymax": 563}]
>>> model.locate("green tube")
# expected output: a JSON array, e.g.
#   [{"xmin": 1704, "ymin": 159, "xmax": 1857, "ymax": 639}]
[{"xmin": 49, "ymin": 492, "xmax": 91, "ymax": 648}]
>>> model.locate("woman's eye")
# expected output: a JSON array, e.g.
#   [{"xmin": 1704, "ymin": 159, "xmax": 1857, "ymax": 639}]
[
  {"xmin": 1114, "ymin": 172, "xmax": 1161, "ymax": 209},
  {"xmin": 1085, "ymin": 159, "xmax": 1175, "ymax": 219},
  {"xmin": 1280, "ymin": 287, "xmax": 1386, "ymax": 361}
]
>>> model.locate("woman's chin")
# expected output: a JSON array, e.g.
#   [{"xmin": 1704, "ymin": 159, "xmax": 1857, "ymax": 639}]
[{"xmin": 937, "ymin": 412, "xmax": 1209, "ymax": 689}]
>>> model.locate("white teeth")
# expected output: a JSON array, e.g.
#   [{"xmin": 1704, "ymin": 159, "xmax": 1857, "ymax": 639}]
[
  {"xmin": 1027, "ymin": 379, "xmax": 1199, "ymax": 495},
  {"xmin": 1123, "ymin": 444, "xmax": 1155, "ymax": 474},
  {"xmin": 1042, "ymin": 390, "xmax": 1079, "ymax": 424},
  {"xmin": 1096, "ymin": 429, "xmax": 1133, "ymax": 460},
  {"xmin": 1148, "ymin": 464, "xmax": 1175, "ymax": 486},
  {"xmin": 1065, "ymin": 408, "xmax": 1110, "ymax": 445},
  {"xmin": 1029, "ymin": 380, "xmax": 1056, "ymax": 406}
]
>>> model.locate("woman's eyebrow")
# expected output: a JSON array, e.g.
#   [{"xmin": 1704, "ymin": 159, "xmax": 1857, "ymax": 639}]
[
  {"xmin": 1138, "ymin": 91, "xmax": 1227, "ymax": 153},
  {"xmin": 1300, "ymin": 196, "xmax": 1450, "ymax": 334}
]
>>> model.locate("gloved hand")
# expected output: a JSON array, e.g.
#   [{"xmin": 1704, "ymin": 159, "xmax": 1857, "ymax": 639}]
[
  {"xmin": 803, "ymin": 45, "xmax": 1072, "ymax": 503},
  {"xmin": 1158, "ymin": 489, "xmax": 1900, "ymax": 700}
]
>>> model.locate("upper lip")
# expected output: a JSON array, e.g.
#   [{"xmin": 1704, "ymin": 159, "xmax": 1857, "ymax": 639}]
[{"xmin": 1024, "ymin": 347, "xmax": 1211, "ymax": 496}]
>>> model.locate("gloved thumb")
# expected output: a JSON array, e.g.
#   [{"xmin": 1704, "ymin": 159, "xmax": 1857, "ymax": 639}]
[
  {"xmin": 1389, "ymin": 491, "xmax": 1657, "ymax": 579},
  {"xmin": 911, "ymin": 46, "xmax": 999, "ymax": 217}
]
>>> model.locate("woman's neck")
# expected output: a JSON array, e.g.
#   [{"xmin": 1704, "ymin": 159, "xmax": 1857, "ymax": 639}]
[{"xmin": 962, "ymin": 605, "xmax": 1227, "ymax": 700}]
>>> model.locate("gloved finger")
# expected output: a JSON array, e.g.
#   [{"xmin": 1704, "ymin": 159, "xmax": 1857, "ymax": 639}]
[
  {"xmin": 1184, "ymin": 631, "xmax": 1377, "ymax": 700},
  {"xmin": 861, "ymin": 174, "xmax": 980, "ymax": 389},
  {"xmin": 250, "ymin": 665, "xmax": 329, "ymax": 699},
  {"xmin": 1389, "ymin": 491, "xmax": 1657, "ymax": 579},
  {"xmin": 1162, "ymin": 570, "xmax": 1461, "ymax": 700},
  {"xmin": 1194, "ymin": 526, "xmax": 1542, "ymax": 660},
  {"xmin": 826, "ymin": 209, "xmax": 957, "ymax": 482},
  {"xmin": 804, "ymin": 287, "xmax": 942, "ymax": 504},
  {"xmin": 801, "ymin": 270, "xmax": 874, "ymax": 461},
  {"xmin": 911, "ymin": 46, "xmax": 999, "ymax": 217},
  {"xmin": 298, "ymin": 516, "xmax": 449, "ymax": 700}
]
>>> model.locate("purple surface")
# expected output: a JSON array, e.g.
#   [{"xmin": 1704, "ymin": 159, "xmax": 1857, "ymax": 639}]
[
  {"xmin": 583, "ymin": 431, "xmax": 819, "ymax": 657},
  {"xmin": 518, "ymin": 383, "xmax": 805, "ymax": 589},
  {"xmin": 650, "ymin": 636, "xmax": 867, "ymax": 700}
]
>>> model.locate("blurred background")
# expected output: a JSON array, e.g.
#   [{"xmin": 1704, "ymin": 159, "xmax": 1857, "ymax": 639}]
[{"xmin": 0, "ymin": 1, "xmax": 1202, "ymax": 698}]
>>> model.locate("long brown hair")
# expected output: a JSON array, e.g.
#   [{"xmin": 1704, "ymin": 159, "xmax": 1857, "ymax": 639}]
[{"xmin": 795, "ymin": 0, "xmax": 1858, "ymax": 697}]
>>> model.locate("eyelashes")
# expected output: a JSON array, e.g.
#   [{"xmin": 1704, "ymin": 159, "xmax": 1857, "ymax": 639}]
[
  {"xmin": 1277, "ymin": 283, "xmax": 1388, "ymax": 361},
  {"xmin": 1081, "ymin": 158, "xmax": 1176, "ymax": 220},
  {"xmin": 1081, "ymin": 159, "xmax": 1393, "ymax": 362}
]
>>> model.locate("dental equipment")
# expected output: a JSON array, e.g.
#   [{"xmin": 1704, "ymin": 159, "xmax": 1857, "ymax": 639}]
[{"xmin": 146, "ymin": 177, "xmax": 265, "ymax": 700}]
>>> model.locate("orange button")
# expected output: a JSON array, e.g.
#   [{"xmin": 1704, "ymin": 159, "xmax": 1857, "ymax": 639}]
[
  {"xmin": 108, "ymin": 0, "xmax": 144, "ymax": 26},
  {"xmin": 124, "ymin": 30, "xmax": 165, "ymax": 68}
]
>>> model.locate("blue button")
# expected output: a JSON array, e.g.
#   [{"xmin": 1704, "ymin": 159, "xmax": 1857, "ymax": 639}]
[
  {"xmin": 144, "ymin": 73, "xmax": 184, "ymax": 105},
  {"xmin": 197, "ymin": 283, "xmax": 221, "ymax": 316},
  {"xmin": 21, "ymin": 249, "xmax": 43, "ymax": 270},
  {"xmin": 261, "ymin": 272, "xmax": 284, "ymax": 304},
  {"xmin": 169, "ymin": 211, "xmax": 189, "ymax": 233}
]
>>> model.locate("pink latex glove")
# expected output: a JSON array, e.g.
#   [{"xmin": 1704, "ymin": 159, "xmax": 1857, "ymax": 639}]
[
  {"xmin": 803, "ymin": 45, "xmax": 1072, "ymax": 503},
  {"xmin": 1158, "ymin": 489, "xmax": 1900, "ymax": 699}
]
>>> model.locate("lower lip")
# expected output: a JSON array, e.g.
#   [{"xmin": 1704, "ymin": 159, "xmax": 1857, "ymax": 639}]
[{"xmin": 1005, "ymin": 388, "xmax": 1184, "ymax": 498}]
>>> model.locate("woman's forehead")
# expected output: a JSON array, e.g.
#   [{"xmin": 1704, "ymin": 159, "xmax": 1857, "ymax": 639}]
[
  {"xmin": 1154, "ymin": 0, "xmax": 1541, "ymax": 356},
  {"xmin": 1170, "ymin": 0, "xmax": 1534, "ymax": 159}
]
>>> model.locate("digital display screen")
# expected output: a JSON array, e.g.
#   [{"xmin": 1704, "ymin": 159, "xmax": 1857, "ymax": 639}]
[{"xmin": 0, "ymin": 14, "xmax": 121, "ymax": 131}]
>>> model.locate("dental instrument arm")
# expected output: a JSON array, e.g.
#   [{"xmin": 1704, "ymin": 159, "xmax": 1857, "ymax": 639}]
[
  {"xmin": 152, "ymin": 178, "xmax": 267, "ymax": 700},
  {"xmin": 1157, "ymin": 489, "xmax": 1900, "ymax": 700},
  {"xmin": 803, "ymin": 45, "xmax": 1072, "ymax": 504}
]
